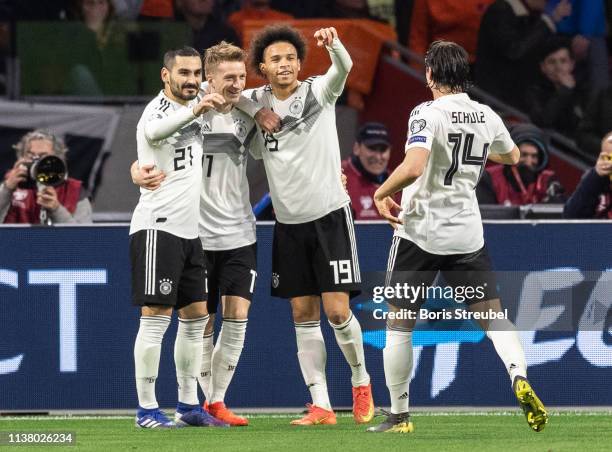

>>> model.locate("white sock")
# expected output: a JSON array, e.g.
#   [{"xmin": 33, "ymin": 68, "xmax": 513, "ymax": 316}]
[
  {"xmin": 210, "ymin": 319, "xmax": 247, "ymax": 404},
  {"xmin": 486, "ymin": 318, "xmax": 527, "ymax": 384},
  {"xmin": 174, "ymin": 315, "xmax": 208, "ymax": 406},
  {"xmin": 384, "ymin": 328, "xmax": 413, "ymax": 414},
  {"xmin": 134, "ymin": 315, "xmax": 171, "ymax": 410},
  {"xmin": 295, "ymin": 321, "xmax": 331, "ymax": 411},
  {"xmin": 197, "ymin": 332, "xmax": 214, "ymax": 401},
  {"xmin": 329, "ymin": 312, "xmax": 370, "ymax": 387}
]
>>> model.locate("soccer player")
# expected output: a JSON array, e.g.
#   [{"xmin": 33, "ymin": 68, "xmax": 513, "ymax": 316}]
[
  {"xmin": 132, "ymin": 42, "xmax": 280, "ymax": 427},
  {"xmin": 369, "ymin": 41, "xmax": 548, "ymax": 433},
  {"xmin": 194, "ymin": 42, "xmax": 261, "ymax": 427},
  {"xmin": 131, "ymin": 46, "xmax": 228, "ymax": 429},
  {"xmin": 248, "ymin": 25, "xmax": 374, "ymax": 425}
]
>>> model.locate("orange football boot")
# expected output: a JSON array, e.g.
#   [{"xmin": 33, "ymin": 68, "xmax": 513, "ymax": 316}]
[
  {"xmin": 207, "ymin": 402, "xmax": 249, "ymax": 427},
  {"xmin": 290, "ymin": 404, "xmax": 337, "ymax": 425},
  {"xmin": 352, "ymin": 384, "xmax": 375, "ymax": 424}
]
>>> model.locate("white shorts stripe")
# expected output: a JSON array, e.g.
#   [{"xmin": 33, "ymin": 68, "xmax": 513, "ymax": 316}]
[
  {"xmin": 145, "ymin": 230, "xmax": 151, "ymax": 295},
  {"xmin": 344, "ymin": 206, "xmax": 361, "ymax": 283},
  {"xmin": 385, "ymin": 236, "xmax": 400, "ymax": 287},
  {"xmin": 151, "ymin": 230, "xmax": 157, "ymax": 295},
  {"xmin": 145, "ymin": 230, "xmax": 158, "ymax": 296}
]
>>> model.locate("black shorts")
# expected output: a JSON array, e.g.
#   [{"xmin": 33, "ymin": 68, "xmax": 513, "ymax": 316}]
[
  {"xmin": 204, "ymin": 242, "xmax": 257, "ymax": 314},
  {"xmin": 272, "ymin": 205, "xmax": 361, "ymax": 299},
  {"xmin": 130, "ymin": 229, "xmax": 206, "ymax": 309},
  {"xmin": 385, "ymin": 236, "xmax": 498, "ymax": 309}
]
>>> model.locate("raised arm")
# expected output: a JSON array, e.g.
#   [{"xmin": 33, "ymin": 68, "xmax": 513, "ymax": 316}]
[
  {"xmin": 316, "ymin": 27, "xmax": 353, "ymax": 101},
  {"xmin": 144, "ymin": 93, "xmax": 225, "ymax": 143}
]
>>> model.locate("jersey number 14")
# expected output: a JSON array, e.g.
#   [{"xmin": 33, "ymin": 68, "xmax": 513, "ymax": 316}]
[{"xmin": 444, "ymin": 133, "xmax": 489, "ymax": 186}]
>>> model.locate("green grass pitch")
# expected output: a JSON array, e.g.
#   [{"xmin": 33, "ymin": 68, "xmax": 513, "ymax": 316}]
[{"xmin": 1, "ymin": 412, "xmax": 611, "ymax": 451}]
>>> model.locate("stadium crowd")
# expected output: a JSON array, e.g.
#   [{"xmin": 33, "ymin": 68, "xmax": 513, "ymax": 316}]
[{"xmin": 0, "ymin": 0, "xmax": 612, "ymax": 221}]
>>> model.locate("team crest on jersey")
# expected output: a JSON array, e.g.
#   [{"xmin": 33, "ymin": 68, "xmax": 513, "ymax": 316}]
[
  {"xmin": 159, "ymin": 278, "xmax": 173, "ymax": 295},
  {"xmin": 289, "ymin": 99, "xmax": 303, "ymax": 115},
  {"xmin": 360, "ymin": 196, "xmax": 373, "ymax": 210},
  {"xmin": 272, "ymin": 273, "xmax": 280, "ymax": 288},
  {"xmin": 410, "ymin": 119, "xmax": 426, "ymax": 134},
  {"xmin": 234, "ymin": 118, "xmax": 248, "ymax": 138}
]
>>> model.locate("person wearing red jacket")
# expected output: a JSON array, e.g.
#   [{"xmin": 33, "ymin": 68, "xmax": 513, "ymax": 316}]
[
  {"xmin": 0, "ymin": 130, "xmax": 92, "ymax": 224},
  {"xmin": 342, "ymin": 122, "xmax": 398, "ymax": 220},
  {"xmin": 477, "ymin": 123, "xmax": 565, "ymax": 205}
]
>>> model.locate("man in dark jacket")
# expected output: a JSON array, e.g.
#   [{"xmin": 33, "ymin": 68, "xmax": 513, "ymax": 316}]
[
  {"xmin": 477, "ymin": 123, "xmax": 565, "ymax": 205},
  {"xmin": 526, "ymin": 37, "xmax": 588, "ymax": 138},
  {"xmin": 564, "ymin": 132, "xmax": 612, "ymax": 218},
  {"xmin": 475, "ymin": 0, "xmax": 571, "ymax": 108}
]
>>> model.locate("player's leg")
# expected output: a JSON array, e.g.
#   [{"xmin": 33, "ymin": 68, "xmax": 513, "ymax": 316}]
[
  {"xmin": 367, "ymin": 307, "xmax": 416, "ymax": 433},
  {"xmin": 206, "ymin": 244, "xmax": 257, "ymax": 426},
  {"xmin": 321, "ymin": 292, "xmax": 373, "ymax": 423},
  {"xmin": 449, "ymin": 246, "xmax": 547, "ymax": 432},
  {"xmin": 174, "ymin": 238, "xmax": 227, "ymax": 428},
  {"xmin": 208, "ymin": 295, "xmax": 250, "ymax": 426},
  {"xmin": 271, "ymin": 221, "xmax": 334, "ymax": 425},
  {"xmin": 290, "ymin": 295, "xmax": 338, "ymax": 425},
  {"xmin": 130, "ymin": 229, "xmax": 177, "ymax": 428},
  {"xmin": 198, "ymin": 312, "xmax": 215, "ymax": 405},
  {"xmin": 316, "ymin": 206, "xmax": 372, "ymax": 423},
  {"xmin": 368, "ymin": 237, "xmax": 437, "ymax": 433},
  {"xmin": 198, "ymin": 252, "xmax": 217, "ymax": 406}
]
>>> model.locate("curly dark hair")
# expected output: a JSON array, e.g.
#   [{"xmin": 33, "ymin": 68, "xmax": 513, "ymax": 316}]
[
  {"xmin": 249, "ymin": 25, "xmax": 307, "ymax": 77},
  {"xmin": 424, "ymin": 40, "xmax": 471, "ymax": 94}
]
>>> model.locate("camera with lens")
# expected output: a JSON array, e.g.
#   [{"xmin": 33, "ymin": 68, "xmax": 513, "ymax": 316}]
[{"xmin": 18, "ymin": 155, "xmax": 68, "ymax": 189}]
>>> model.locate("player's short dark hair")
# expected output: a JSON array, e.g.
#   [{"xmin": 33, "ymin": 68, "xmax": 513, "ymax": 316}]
[
  {"xmin": 424, "ymin": 40, "xmax": 471, "ymax": 94},
  {"xmin": 249, "ymin": 25, "xmax": 307, "ymax": 77},
  {"xmin": 163, "ymin": 46, "xmax": 201, "ymax": 70}
]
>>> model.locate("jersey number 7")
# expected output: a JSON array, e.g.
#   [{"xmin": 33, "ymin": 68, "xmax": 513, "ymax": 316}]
[{"xmin": 444, "ymin": 133, "xmax": 489, "ymax": 186}]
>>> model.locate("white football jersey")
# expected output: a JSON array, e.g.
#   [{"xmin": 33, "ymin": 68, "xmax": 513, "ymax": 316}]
[
  {"xmin": 199, "ymin": 108, "xmax": 258, "ymax": 250},
  {"xmin": 248, "ymin": 76, "xmax": 350, "ymax": 224},
  {"xmin": 397, "ymin": 93, "xmax": 515, "ymax": 254},
  {"xmin": 130, "ymin": 91, "xmax": 203, "ymax": 239}
]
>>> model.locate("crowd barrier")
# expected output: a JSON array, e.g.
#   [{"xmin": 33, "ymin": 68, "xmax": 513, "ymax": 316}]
[{"xmin": 1, "ymin": 221, "xmax": 611, "ymax": 409}]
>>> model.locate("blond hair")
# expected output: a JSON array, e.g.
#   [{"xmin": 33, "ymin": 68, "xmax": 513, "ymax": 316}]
[{"xmin": 204, "ymin": 41, "xmax": 246, "ymax": 76}]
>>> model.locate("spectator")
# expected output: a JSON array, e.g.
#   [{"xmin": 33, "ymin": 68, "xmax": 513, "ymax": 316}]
[
  {"xmin": 326, "ymin": 0, "xmax": 382, "ymax": 20},
  {"xmin": 0, "ymin": 130, "xmax": 92, "ymax": 224},
  {"xmin": 342, "ymin": 122, "xmax": 397, "ymax": 219},
  {"xmin": 564, "ymin": 132, "xmax": 612, "ymax": 218},
  {"xmin": 477, "ymin": 123, "xmax": 565, "ymax": 205},
  {"xmin": 64, "ymin": 0, "xmax": 137, "ymax": 95},
  {"xmin": 408, "ymin": 0, "xmax": 493, "ymax": 64},
  {"xmin": 525, "ymin": 37, "xmax": 587, "ymax": 138},
  {"xmin": 228, "ymin": 0, "xmax": 293, "ymax": 42},
  {"xmin": 175, "ymin": 0, "xmax": 240, "ymax": 50},
  {"xmin": 475, "ymin": 0, "xmax": 571, "ymax": 109},
  {"xmin": 548, "ymin": 0, "xmax": 609, "ymax": 92},
  {"xmin": 577, "ymin": 85, "xmax": 612, "ymax": 158}
]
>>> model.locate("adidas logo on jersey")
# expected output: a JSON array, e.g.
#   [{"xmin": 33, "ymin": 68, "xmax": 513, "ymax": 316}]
[{"xmin": 202, "ymin": 122, "xmax": 211, "ymax": 132}]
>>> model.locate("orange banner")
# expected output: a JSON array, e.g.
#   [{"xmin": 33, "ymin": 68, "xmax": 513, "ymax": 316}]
[{"xmin": 242, "ymin": 19, "xmax": 396, "ymax": 95}]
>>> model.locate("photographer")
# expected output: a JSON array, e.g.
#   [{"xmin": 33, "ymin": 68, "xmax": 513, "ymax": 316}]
[
  {"xmin": 564, "ymin": 131, "xmax": 612, "ymax": 218},
  {"xmin": 0, "ymin": 130, "xmax": 92, "ymax": 224}
]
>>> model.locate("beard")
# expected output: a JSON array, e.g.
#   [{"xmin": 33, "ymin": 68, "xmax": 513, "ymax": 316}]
[{"xmin": 169, "ymin": 79, "xmax": 198, "ymax": 101}]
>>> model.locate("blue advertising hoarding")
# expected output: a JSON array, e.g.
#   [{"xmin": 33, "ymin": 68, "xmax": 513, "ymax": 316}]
[{"xmin": 0, "ymin": 222, "xmax": 611, "ymax": 410}]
